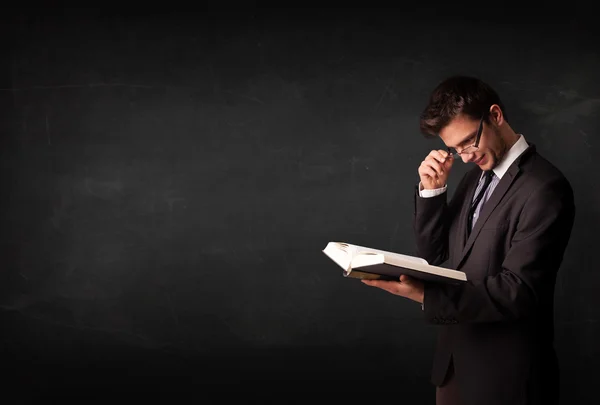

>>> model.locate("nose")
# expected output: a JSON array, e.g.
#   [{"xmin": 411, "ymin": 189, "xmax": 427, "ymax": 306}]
[{"xmin": 461, "ymin": 152, "xmax": 476, "ymax": 163}]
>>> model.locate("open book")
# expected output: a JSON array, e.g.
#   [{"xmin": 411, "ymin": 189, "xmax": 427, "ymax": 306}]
[{"xmin": 322, "ymin": 241, "xmax": 467, "ymax": 284}]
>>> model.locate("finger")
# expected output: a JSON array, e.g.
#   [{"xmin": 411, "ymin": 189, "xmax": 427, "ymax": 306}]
[
  {"xmin": 441, "ymin": 152, "xmax": 454, "ymax": 165},
  {"xmin": 437, "ymin": 156, "xmax": 453, "ymax": 174},
  {"xmin": 418, "ymin": 163, "xmax": 437, "ymax": 179},
  {"xmin": 362, "ymin": 279, "xmax": 391, "ymax": 287},
  {"xmin": 433, "ymin": 150, "xmax": 455, "ymax": 166},
  {"xmin": 420, "ymin": 166, "xmax": 438, "ymax": 180},
  {"xmin": 429, "ymin": 149, "xmax": 449, "ymax": 163},
  {"xmin": 423, "ymin": 158, "xmax": 445, "ymax": 176},
  {"xmin": 362, "ymin": 279, "xmax": 399, "ymax": 290}
]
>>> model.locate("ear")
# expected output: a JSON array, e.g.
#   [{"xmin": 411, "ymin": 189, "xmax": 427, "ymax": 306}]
[{"xmin": 488, "ymin": 104, "xmax": 504, "ymax": 126}]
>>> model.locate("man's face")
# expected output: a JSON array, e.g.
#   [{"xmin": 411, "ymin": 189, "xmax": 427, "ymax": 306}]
[{"xmin": 439, "ymin": 113, "xmax": 507, "ymax": 171}]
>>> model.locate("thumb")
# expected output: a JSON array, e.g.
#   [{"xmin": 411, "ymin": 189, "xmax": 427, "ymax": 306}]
[{"xmin": 444, "ymin": 155, "xmax": 454, "ymax": 170}]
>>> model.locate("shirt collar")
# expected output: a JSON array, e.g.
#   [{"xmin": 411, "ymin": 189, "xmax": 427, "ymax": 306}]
[{"xmin": 491, "ymin": 134, "xmax": 529, "ymax": 179}]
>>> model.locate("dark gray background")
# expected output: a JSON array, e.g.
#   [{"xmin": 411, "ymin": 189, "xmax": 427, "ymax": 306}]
[{"xmin": 1, "ymin": 6, "xmax": 598, "ymax": 403}]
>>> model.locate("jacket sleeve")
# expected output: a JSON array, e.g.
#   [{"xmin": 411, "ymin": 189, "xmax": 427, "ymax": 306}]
[
  {"xmin": 422, "ymin": 177, "xmax": 575, "ymax": 324},
  {"xmin": 413, "ymin": 184, "xmax": 450, "ymax": 267}
]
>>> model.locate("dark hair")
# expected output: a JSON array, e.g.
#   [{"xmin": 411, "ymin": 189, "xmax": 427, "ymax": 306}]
[{"xmin": 419, "ymin": 76, "xmax": 507, "ymax": 137}]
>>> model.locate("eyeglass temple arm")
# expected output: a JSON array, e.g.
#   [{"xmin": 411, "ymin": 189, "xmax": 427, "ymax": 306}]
[{"xmin": 474, "ymin": 115, "xmax": 485, "ymax": 148}]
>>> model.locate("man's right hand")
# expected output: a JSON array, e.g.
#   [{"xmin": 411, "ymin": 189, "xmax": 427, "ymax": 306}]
[{"xmin": 418, "ymin": 149, "xmax": 454, "ymax": 190}]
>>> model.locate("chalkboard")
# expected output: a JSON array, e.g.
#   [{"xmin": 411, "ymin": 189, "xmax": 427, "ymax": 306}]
[{"xmin": 1, "ymin": 6, "xmax": 598, "ymax": 402}]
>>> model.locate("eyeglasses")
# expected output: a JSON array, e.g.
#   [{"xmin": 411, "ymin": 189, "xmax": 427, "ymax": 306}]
[{"xmin": 446, "ymin": 115, "xmax": 484, "ymax": 158}]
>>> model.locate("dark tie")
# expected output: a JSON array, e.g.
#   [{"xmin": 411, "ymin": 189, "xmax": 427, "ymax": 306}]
[{"xmin": 467, "ymin": 170, "xmax": 494, "ymax": 235}]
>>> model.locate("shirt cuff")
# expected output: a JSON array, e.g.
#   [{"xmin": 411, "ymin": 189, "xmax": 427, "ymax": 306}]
[{"xmin": 418, "ymin": 182, "xmax": 447, "ymax": 198}]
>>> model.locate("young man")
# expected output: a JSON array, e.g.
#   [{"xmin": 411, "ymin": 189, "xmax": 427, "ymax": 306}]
[{"xmin": 362, "ymin": 76, "xmax": 576, "ymax": 405}]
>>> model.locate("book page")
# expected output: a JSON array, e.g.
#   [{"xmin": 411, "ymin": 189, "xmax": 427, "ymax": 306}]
[
  {"xmin": 322, "ymin": 242, "xmax": 352, "ymax": 272},
  {"xmin": 383, "ymin": 254, "xmax": 466, "ymax": 280},
  {"xmin": 348, "ymin": 243, "xmax": 428, "ymax": 265},
  {"xmin": 352, "ymin": 252, "xmax": 384, "ymax": 268}
]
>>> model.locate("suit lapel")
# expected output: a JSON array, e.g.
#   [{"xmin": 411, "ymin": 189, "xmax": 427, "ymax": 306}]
[{"xmin": 456, "ymin": 144, "xmax": 535, "ymax": 269}]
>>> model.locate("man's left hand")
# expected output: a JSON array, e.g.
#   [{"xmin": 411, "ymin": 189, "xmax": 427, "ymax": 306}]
[{"xmin": 362, "ymin": 274, "xmax": 424, "ymax": 304}]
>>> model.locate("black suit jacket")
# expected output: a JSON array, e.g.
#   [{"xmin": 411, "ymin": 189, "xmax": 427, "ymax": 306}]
[{"xmin": 413, "ymin": 144, "xmax": 575, "ymax": 405}]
